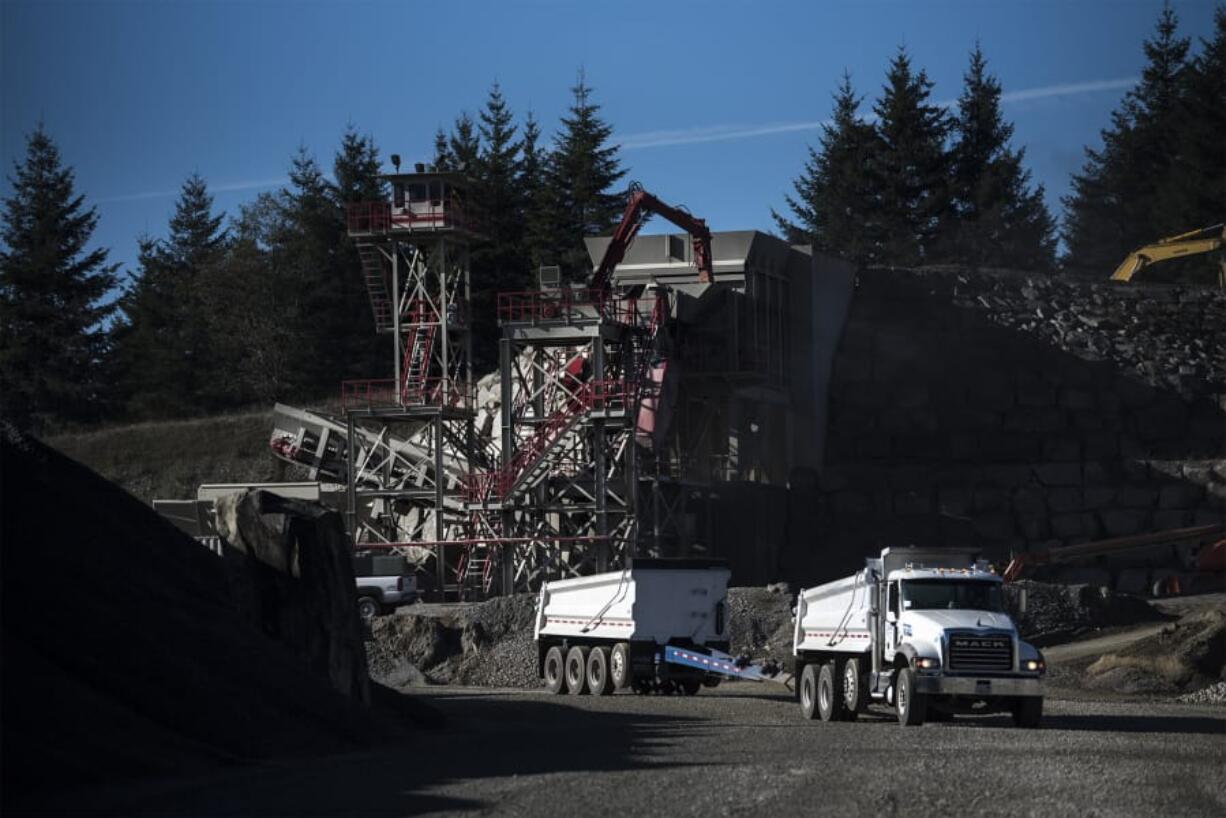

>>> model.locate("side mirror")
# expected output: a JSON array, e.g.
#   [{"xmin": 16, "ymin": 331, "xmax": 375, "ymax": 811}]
[{"xmin": 1017, "ymin": 587, "xmax": 1028, "ymax": 614}]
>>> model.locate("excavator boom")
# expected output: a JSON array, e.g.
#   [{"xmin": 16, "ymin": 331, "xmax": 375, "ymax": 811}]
[
  {"xmin": 1110, "ymin": 223, "xmax": 1224, "ymax": 284},
  {"xmin": 591, "ymin": 182, "xmax": 714, "ymax": 300}
]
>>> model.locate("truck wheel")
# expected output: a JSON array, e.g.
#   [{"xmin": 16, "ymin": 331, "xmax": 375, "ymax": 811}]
[
  {"xmin": 896, "ymin": 668, "xmax": 927, "ymax": 727},
  {"xmin": 543, "ymin": 646, "xmax": 566, "ymax": 694},
  {"xmin": 1012, "ymin": 696, "xmax": 1043, "ymax": 728},
  {"xmin": 586, "ymin": 646, "xmax": 614, "ymax": 696},
  {"xmin": 817, "ymin": 662, "xmax": 847, "ymax": 722},
  {"xmin": 841, "ymin": 657, "xmax": 865, "ymax": 720},
  {"xmin": 610, "ymin": 642, "xmax": 633, "ymax": 690},
  {"xmin": 565, "ymin": 646, "xmax": 589, "ymax": 695},
  {"xmin": 799, "ymin": 664, "xmax": 820, "ymax": 720},
  {"xmin": 357, "ymin": 596, "xmax": 380, "ymax": 620},
  {"xmin": 680, "ymin": 679, "xmax": 701, "ymax": 696}
]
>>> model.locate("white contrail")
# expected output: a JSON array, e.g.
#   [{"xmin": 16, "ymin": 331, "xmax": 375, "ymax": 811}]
[
  {"xmin": 619, "ymin": 76, "xmax": 1136, "ymax": 151},
  {"xmin": 97, "ymin": 177, "xmax": 287, "ymax": 204}
]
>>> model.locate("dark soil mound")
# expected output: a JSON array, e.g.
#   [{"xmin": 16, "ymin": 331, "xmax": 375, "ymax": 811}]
[
  {"xmin": 1004, "ymin": 580, "xmax": 1167, "ymax": 646},
  {"xmin": 0, "ymin": 427, "xmax": 434, "ymax": 811},
  {"xmin": 1085, "ymin": 608, "xmax": 1226, "ymax": 696}
]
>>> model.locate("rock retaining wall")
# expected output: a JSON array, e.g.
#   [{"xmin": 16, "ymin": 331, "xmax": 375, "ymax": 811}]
[{"xmin": 804, "ymin": 268, "xmax": 1226, "ymax": 584}]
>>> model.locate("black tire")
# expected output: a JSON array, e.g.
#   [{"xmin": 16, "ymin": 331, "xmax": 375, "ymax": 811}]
[
  {"xmin": 679, "ymin": 678, "xmax": 701, "ymax": 696},
  {"xmin": 896, "ymin": 668, "xmax": 927, "ymax": 727},
  {"xmin": 799, "ymin": 664, "xmax": 820, "ymax": 720},
  {"xmin": 817, "ymin": 662, "xmax": 847, "ymax": 722},
  {"xmin": 586, "ymin": 646, "xmax": 614, "ymax": 696},
  {"xmin": 1012, "ymin": 696, "xmax": 1043, "ymax": 728},
  {"xmin": 543, "ymin": 645, "xmax": 566, "ymax": 694},
  {"xmin": 610, "ymin": 642, "xmax": 633, "ymax": 690},
  {"xmin": 841, "ymin": 657, "xmax": 866, "ymax": 720},
  {"xmin": 565, "ymin": 646, "xmax": 589, "ymax": 695},
  {"xmin": 357, "ymin": 596, "xmax": 380, "ymax": 620}
]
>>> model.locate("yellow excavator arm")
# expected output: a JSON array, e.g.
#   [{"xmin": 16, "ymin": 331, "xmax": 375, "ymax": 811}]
[{"xmin": 1110, "ymin": 223, "xmax": 1225, "ymax": 285}]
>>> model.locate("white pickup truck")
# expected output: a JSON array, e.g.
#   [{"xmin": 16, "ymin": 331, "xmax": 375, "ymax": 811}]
[
  {"xmin": 534, "ymin": 559, "xmax": 759, "ymax": 695},
  {"xmin": 354, "ymin": 554, "xmax": 419, "ymax": 619},
  {"xmin": 793, "ymin": 547, "xmax": 1045, "ymax": 727}
]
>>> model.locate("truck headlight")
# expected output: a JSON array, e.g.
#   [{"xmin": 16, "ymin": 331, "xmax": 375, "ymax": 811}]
[
  {"xmin": 913, "ymin": 656, "xmax": 940, "ymax": 670},
  {"xmin": 1022, "ymin": 658, "xmax": 1045, "ymax": 674}
]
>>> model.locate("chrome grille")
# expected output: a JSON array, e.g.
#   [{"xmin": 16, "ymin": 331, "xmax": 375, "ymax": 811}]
[{"xmin": 948, "ymin": 633, "xmax": 1013, "ymax": 672}]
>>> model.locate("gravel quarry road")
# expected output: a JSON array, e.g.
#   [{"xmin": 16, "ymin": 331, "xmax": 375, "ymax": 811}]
[{"xmin": 60, "ymin": 685, "xmax": 1226, "ymax": 818}]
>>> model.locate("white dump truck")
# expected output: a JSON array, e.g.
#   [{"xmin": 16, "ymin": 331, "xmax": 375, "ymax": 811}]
[
  {"xmin": 793, "ymin": 547, "xmax": 1045, "ymax": 727},
  {"xmin": 535, "ymin": 559, "xmax": 781, "ymax": 695}
]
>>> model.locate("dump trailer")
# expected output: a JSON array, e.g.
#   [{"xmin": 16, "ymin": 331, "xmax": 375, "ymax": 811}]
[
  {"xmin": 535, "ymin": 559, "xmax": 780, "ymax": 695},
  {"xmin": 793, "ymin": 547, "xmax": 1045, "ymax": 727}
]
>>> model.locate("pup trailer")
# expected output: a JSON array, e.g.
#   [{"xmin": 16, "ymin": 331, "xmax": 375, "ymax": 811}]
[
  {"xmin": 534, "ymin": 559, "xmax": 782, "ymax": 695},
  {"xmin": 793, "ymin": 547, "xmax": 1045, "ymax": 727}
]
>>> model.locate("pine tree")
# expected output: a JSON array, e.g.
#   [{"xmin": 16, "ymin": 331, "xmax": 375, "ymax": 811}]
[
  {"xmin": 1152, "ymin": 6, "xmax": 1226, "ymax": 282},
  {"xmin": 773, "ymin": 72, "xmax": 880, "ymax": 265},
  {"xmin": 332, "ymin": 126, "xmax": 387, "ymax": 376},
  {"xmin": 535, "ymin": 74, "xmax": 627, "ymax": 279},
  {"xmin": 1063, "ymin": 3, "xmax": 1190, "ymax": 276},
  {"xmin": 432, "ymin": 128, "xmax": 453, "ymax": 171},
  {"xmin": 114, "ymin": 173, "xmax": 228, "ymax": 417},
  {"xmin": 519, "ymin": 111, "xmax": 549, "ymax": 277},
  {"xmin": 470, "ymin": 84, "xmax": 527, "ymax": 370},
  {"xmin": 334, "ymin": 125, "xmax": 387, "ymax": 204},
  {"xmin": 449, "ymin": 113, "xmax": 481, "ymax": 173},
  {"xmin": 0, "ymin": 125, "xmax": 118, "ymax": 429},
  {"xmin": 948, "ymin": 46, "xmax": 1056, "ymax": 271},
  {"xmin": 869, "ymin": 49, "xmax": 953, "ymax": 266}
]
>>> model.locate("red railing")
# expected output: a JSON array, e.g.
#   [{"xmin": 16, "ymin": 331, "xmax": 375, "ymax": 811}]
[
  {"xmin": 340, "ymin": 379, "xmax": 400, "ymax": 410},
  {"xmin": 464, "ymin": 379, "xmax": 629, "ymax": 504},
  {"xmin": 346, "ymin": 201, "xmax": 477, "ymax": 235},
  {"xmin": 341, "ymin": 377, "xmax": 476, "ymax": 411},
  {"xmin": 497, "ymin": 289, "xmax": 657, "ymax": 327},
  {"xmin": 346, "ymin": 201, "xmax": 391, "ymax": 233}
]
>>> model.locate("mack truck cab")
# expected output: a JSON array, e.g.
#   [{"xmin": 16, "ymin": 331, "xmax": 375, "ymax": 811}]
[{"xmin": 793, "ymin": 547, "xmax": 1044, "ymax": 727}]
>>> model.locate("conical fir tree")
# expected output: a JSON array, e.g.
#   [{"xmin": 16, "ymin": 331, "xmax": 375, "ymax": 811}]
[
  {"xmin": 773, "ymin": 72, "xmax": 880, "ymax": 265},
  {"xmin": 114, "ymin": 173, "xmax": 227, "ymax": 417},
  {"xmin": 948, "ymin": 46, "xmax": 1056, "ymax": 271},
  {"xmin": 535, "ymin": 73, "xmax": 626, "ymax": 280},
  {"xmin": 1063, "ymin": 3, "xmax": 1190, "ymax": 276},
  {"xmin": 870, "ymin": 49, "xmax": 952, "ymax": 267},
  {"xmin": 0, "ymin": 125, "xmax": 118, "ymax": 429}
]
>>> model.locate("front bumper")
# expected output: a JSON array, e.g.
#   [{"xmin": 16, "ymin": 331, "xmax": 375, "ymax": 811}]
[{"xmin": 915, "ymin": 674, "xmax": 1043, "ymax": 698}]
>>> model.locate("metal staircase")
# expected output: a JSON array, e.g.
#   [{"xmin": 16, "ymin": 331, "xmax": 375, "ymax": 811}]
[
  {"xmin": 357, "ymin": 243, "xmax": 393, "ymax": 333},
  {"xmin": 401, "ymin": 319, "xmax": 438, "ymax": 404}
]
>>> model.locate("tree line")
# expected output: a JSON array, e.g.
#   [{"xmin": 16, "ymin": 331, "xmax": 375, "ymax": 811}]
[
  {"xmin": 775, "ymin": 4, "xmax": 1224, "ymax": 281},
  {"xmin": 1, "ymin": 5, "xmax": 1222, "ymax": 432}
]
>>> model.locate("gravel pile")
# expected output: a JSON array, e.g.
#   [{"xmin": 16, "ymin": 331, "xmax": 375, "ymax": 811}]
[
  {"xmin": 1004, "ymin": 580, "xmax": 1167, "ymax": 646},
  {"xmin": 727, "ymin": 586, "xmax": 795, "ymax": 662},
  {"xmin": 1177, "ymin": 680, "xmax": 1226, "ymax": 705},
  {"xmin": 367, "ymin": 595, "xmax": 539, "ymax": 689},
  {"xmin": 368, "ymin": 586, "xmax": 799, "ymax": 689},
  {"xmin": 1084, "ymin": 607, "xmax": 1226, "ymax": 696}
]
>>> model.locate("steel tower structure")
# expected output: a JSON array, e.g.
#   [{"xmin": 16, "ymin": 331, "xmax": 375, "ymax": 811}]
[{"xmin": 341, "ymin": 168, "xmax": 486, "ymax": 597}]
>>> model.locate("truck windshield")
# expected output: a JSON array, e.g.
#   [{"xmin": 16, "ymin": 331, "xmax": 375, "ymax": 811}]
[{"xmin": 902, "ymin": 580, "xmax": 1004, "ymax": 612}]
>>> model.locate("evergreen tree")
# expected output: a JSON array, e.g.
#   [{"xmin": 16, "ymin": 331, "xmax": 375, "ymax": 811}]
[
  {"xmin": 113, "ymin": 173, "xmax": 227, "ymax": 417},
  {"xmin": 1063, "ymin": 3, "xmax": 1190, "ymax": 276},
  {"xmin": 1153, "ymin": 5, "xmax": 1226, "ymax": 282},
  {"xmin": 471, "ymin": 84, "xmax": 527, "ymax": 369},
  {"xmin": 334, "ymin": 125, "xmax": 387, "ymax": 204},
  {"xmin": 519, "ymin": 111, "xmax": 549, "ymax": 279},
  {"xmin": 534, "ymin": 74, "xmax": 627, "ymax": 279},
  {"xmin": 432, "ymin": 127, "xmax": 453, "ymax": 171},
  {"xmin": 0, "ymin": 125, "xmax": 118, "ymax": 429},
  {"xmin": 332, "ymin": 126, "xmax": 387, "ymax": 376},
  {"xmin": 772, "ymin": 72, "xmax": 880, "ymax": 265},
  {"xmin": 448, "ymin": 113, "xmax": 481, "ymax": 173},
  {"xmin": 869, "ymin": 49, "xmax": 953, "ymax": 266},
  {"xmin": 948, "ymin": 46, "xmax": 1056, "ymax": 271}
]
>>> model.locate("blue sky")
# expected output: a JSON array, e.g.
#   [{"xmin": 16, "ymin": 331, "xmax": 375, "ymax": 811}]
[{"xmin": 1, "ymin": 0, "xmax": 1219, "ymax": 281}]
